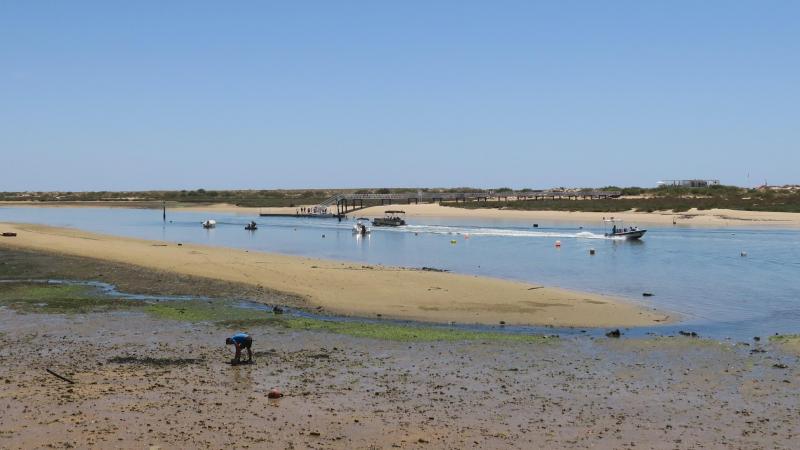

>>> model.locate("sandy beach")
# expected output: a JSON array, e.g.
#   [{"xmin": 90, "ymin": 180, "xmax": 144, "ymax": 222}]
[
  {"xmin": 0, "ymin": 222, "xmax": 667, "ymax": 328},
  {"xmin": 4, "ymin": 200, "xmax": 800, "ymax": 228}
]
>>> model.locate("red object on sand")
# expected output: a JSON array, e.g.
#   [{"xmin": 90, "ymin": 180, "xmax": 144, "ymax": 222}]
[{"xmin": 268, "ymin": 388, "xmax": 283, "ymax": 399}]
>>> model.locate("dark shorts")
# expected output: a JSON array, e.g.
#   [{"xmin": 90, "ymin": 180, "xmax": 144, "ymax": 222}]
[{"xmin": 240, "ymin": 336, "xmax": 253, "ymax": 349}]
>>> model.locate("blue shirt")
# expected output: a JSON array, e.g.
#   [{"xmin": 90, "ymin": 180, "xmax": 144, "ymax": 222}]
[{"xmin": 230, "ymin": 332, "xmax": 249, "ymax": 344}]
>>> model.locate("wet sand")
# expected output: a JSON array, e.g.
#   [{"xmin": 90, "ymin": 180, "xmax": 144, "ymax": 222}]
[
  {"xmin": 1, "ymin": 247, "xmax": 798, "ymax": 449},
  {"xmin": 0, "ymin": 222, "xmax": 667, "ymax": 328},
  {"xmin": 1, "ymin": 309, "xmax": 798, "ymax": 449}
]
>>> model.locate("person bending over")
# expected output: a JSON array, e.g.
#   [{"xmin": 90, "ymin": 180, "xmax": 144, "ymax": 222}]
[{"xmin": 226, "ymin": 332, "xmax": 253, "ymax": 364}]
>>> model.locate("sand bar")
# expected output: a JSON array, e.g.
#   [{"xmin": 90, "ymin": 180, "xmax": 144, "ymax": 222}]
[
  {"xmin": 0, "ymin": 222, "xmax": 667, "ymax": 327},
  {"xmin": 3, "ymin": 200, "xmax": 799, "ymax": 228},
  {"xmin": 354, "ymin": 203, "xmax": 800, "ymax": 228}
]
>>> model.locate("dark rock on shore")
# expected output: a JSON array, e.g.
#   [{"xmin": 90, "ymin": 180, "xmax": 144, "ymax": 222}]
[{"xmin": 420, "ymin": 267, "xmax": 449, "ymax": 273}]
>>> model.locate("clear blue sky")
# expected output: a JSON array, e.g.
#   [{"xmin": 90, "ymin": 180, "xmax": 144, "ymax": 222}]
[{"xmin": 1, "ymin": 1, "xmax": 798, "ymax": 191}]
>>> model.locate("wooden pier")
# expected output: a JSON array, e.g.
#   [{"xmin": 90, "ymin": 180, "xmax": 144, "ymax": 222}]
[
  {"xmin": 323, "ymin": 190, "xmax": 621, "ymax": 216},
  {"xmin": 253, "ymin": 190, "xmax": 621, "ymax": 218},
  {"xmin": 258, "ymin": 213, "xmax": 335, "ymax": 218}
]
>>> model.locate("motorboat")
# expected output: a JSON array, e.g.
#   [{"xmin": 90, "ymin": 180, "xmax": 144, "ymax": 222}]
[
  {"xmin": 603, "ymin": 218, "xmax": 646, "ymax": 239},
  {"xmin": 353, "ymin": 221, "xmax": 371, "ymax": 236},
  {"xmin": 372, "ymin": 210, "xmax": 406, "ymax": 227},
  {"xmin": 245, "ymin": 221, "xmax": 258, "ymax": 230},
  {"xmin": 202, "ymin": 219, "xmax": 217, "ymax": 229}
]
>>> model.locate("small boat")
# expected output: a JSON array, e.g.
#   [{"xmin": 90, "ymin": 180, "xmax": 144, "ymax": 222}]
[
  {"xmin": 353, "ymin": 221, "xmax": 371, "ymax": 236},
  {"xmin": 245, "ymin": 221, "xmax": 258, "ymax": 230},
  {"xmin": 372, "ymin": 210, "xmax": 406, "ymax": 227},
  {"xmin": 603, "ymin": 218, "xmax": 646, "ymax": 239},
  {"xmin": 202, "ymin": 219, "xmax": 216, "ymax": 229}
]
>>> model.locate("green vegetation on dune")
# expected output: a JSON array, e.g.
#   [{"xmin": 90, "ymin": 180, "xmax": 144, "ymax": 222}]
[
  {"xmin": 451, "ymin": 185, "xmax": 800, "ymax": 213},
  {"xmin": 0, "ymin": 189, "xmax": 332, "ymax": 208},
  {"xmin": 3, "ymin": 184, "xmax": 798, "ymax": 212},
  {"xmin": 1, "ymin": 187, "xmax": 482, "ymax": 208}
]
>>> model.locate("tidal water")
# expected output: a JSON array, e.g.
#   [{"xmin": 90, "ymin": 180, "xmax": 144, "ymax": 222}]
[{"xmin": 2, "ymin": 206, "xmax": 799, "ymax": 339}]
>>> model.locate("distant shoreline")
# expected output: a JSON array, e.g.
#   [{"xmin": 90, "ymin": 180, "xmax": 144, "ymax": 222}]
[{"xmin": 3, "ymin": 200, "xmax": 800, "ymax": 228}]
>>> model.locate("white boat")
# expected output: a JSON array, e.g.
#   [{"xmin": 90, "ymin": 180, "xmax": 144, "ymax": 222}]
[
  {"xmin": 603, "ymin": 218, "xmax": 646, "ymax": 239},
  {"xmin": 353, "ymin": 221, "xmax": 371, "ymax": 236},
  {"xmin": 202, "ymin": 219, "xmax": 217, "ymax": 229}
]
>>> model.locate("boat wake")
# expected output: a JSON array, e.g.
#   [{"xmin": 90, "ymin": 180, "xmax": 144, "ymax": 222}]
[
  {"xmin": 249, "ymin": 217, "xmax": 625, "ymax": 240},
  {"xmin": 384, "ymin": 224, "xmax": 619, "ymax": 240}
]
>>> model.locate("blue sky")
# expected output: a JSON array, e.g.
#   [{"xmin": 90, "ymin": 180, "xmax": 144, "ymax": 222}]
[{"xmin": 1, "ymin": 1, "xmax": 798, "ymax": 191}]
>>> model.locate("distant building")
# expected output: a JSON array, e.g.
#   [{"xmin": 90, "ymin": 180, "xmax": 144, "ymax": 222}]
[{"xmin": 657, "ymin": 179, "xmax": 720, "ymax": 188}]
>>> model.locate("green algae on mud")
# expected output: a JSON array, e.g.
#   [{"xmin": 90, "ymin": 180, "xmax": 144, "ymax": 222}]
[
  {"xmin": 220, "ymin": 316, "xmax": 554, "ymax": 343},
  {"xmin": 769, "ymin": 334, "xmax": 800, "ymax": 355},
  {"xmin": 151, "ymin": 301, "xmax": 553, "ymax": 343},
  {"xmin": 0, "ymin": 282, "xmax": 142, "ymax": 314},
  {"xmin": 0, "ymin": 282, "xmax": 554, "ymax": 343},
  {"xmin": 600, "ymin": 335, "xmax": 732, "ymax": 352},
  {"xmin": 143, "ymin": 301, "xmax": 261, "ymax": 323},
  {"xmin": 769, "ymin": 334, "xmax": 800, "ymax": 342}
]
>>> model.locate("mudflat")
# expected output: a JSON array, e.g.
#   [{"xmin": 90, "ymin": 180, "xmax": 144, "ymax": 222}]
[
  {"xmin": 3, "ymin": 314, "xmax": 798, "ymax": 449},
  {"xmin": 0, "ymin": 247, "xmax": 798, "ymax": 449}
]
